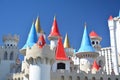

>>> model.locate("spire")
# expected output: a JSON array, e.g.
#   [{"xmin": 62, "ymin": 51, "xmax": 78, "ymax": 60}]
[
  {"xmin": 64, "ymin": 33, "xmax": 70, "ymax": 48},
  {"xmin": 89, "ymin": 30, "xmax": 99, "ymax": 37},
  {"xmin": 22, "ymin": 22, "xmax": 38, "ymax": 49},
  {"xmin": 37, "ymin": 34, "xmax": 46, "ymax": 48},
  {"xmin": 55, "ymin": 38, "xmax": 69, "ymax": 60},
  {"xmin": 77, "ymin": 25, "xmax": 95, "ymax": 53},
  {"xmin": 48, "ymin": 16, "xmax": 61, "ymax": 40},
  {"xmin": 35, "ymin": 16, "xmax": 44, "ymax": 33},
  {"xmin": 92, "ymin": 60, "xmax": 99, "ymax": 70},
  {"xmin": 109, "ymin": 16, "xmax": 113, "ymax": 20}
]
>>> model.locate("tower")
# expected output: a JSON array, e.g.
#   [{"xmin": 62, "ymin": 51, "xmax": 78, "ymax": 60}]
[
  {"xmin": 75, "ymin": 24, "xmax": 99, "ymax": 73},
  {"xmin": 108, "ymin": 15, "xmax": 119, "ymax": 75},
  {"xmin": 89, "ymin": 31, "xmax": 102, "ymax": 51},
  {"xmin": 20, "ymin": 22, "xmax": 54, "ymax": 80},
  {"xmin": 0, "ymin": 34, "xmax": 19, "ymax": 80},
  {"xmin": 52, "ymin": 38, "xmax": 70, "ymax": 72},
  {"xmin": 48, "ymin": 16, "xmax": 61, "ymax": 50}
]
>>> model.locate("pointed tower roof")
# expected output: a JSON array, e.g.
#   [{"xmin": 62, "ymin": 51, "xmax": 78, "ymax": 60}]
[
  {"xmin": 64, "ymin": 33, "xmax": 70, "ymax": 48},
  {"xmin": 109, "ymin": 16, "xmax": 113, "ymax": 20},
  {"xmin": 48, "ymin": 16, "xmax": 61, "ymax": 40},
  {"xmin": 89, "ymin": 31, "xmax": 99, "ymax": 37},
  {"xmin": 22, "ymin": 22, "xmax": 38, "ymax": 49},
  {"xmin": 77, "ymin": 25, "xmax": 95, "ymax": 53},
  {"xmin": 37, "ymin": 34, "xmax": 46, "ymax": 48},
  {"xmin": 119, "ymin": 10, "xmax": 120, "ymax": 17},
  {"xmin": 35, "ymin": 16, "xmax": 44, "ymax": 33},
  {"xmin": 92, "ymin": 60, "xmax": 99, "ymax": 70},
  {"xmin": 55, "ymin": 38, "xmax": 69, "ymax": 60}
]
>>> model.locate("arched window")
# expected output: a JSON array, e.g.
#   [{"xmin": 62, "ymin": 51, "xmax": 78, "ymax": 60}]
[
  {"xmin": 10, "ymin": 52, "xmax": 14, "ymax": 60},
  {"xmin": 77, "ymin": 76, "xmax": 80, "ymax": 80},
  {"xmin": 4, "ymin": 51, "xmax": 7, "ymax": 60},
  {"xmin": 92, "ymin": 77, "xmax": 96, "ymax": 80},
  {"xmin": 57, "ymin": 63, "xmax": 65, "ymax": 69},
  {"xmin": 100, "ymin": 77, "xmax": 103, "ymax": 80},
  {"xmin": 45, "ymin": 58, "xmax": 48, "ymax": 64},
  {"xmin": 69, "ymin": 76, "xmax": 72, "ymax": 80},
  {"xmin": 61, "ymin": 76, "xmax": 64, "ymax": 80},
  {"xmin": 99, "ymin": 60, "xmax": 103, "ymax": 67},
  {"xmin": 29, "ymin": 57, "xmax": 33, "ymax": 64},
  {"xmin": 36, "ymin": 57, "xmax": 41, "ymax": 64},
  {"xmin": 108, "ymin": 78, "xmax": 111, "ymax": 80}
]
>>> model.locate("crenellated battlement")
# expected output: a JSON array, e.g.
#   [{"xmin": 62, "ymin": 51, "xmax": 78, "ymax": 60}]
[{"xmin": 2, "ymin": 34, "xmax": 19, "ymax": 43}]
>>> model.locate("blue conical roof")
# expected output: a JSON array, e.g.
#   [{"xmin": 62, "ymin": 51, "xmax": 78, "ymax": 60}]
[
  {"xmin": 22, "ymin": 22, "xmax": 38, "ymax": 49},
  {"xmin": 77, "ymin": 26, "xmax": 95, "ymax": 53}
]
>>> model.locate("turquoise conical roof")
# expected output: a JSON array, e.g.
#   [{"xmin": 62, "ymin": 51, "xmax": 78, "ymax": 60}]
[
  {"xmin": 77, "ymin": 26, "xmax": 95, "ymax": 53},
  {"xmin": 22, "ymin": 22, "xmax": 38, "ymax": 49}
]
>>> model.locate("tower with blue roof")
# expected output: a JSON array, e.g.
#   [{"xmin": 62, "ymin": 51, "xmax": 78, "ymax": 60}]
[
  {"xmin": 20, "ymin": 22, "xmax": 38, "ymax": 55},
  {"xmin": 75, "ymin": 24, "xmax": 99, "ymax": 73}
]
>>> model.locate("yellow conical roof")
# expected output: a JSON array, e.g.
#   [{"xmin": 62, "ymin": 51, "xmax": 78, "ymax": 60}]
[
  {"xmin": 35, "ymin": 16, "xmax": 44, "ymax": 33},
  {"xmin": 64, "ymin": 33, "xmax": 70, "ymax": 48}
]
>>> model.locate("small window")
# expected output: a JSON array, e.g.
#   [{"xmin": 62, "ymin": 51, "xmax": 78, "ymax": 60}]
[
  {"xmin": 100, "ymin": 77, "xmax": 103, "ymax": 80},
  {"xmin": 116, "ymin": 78, "xmax": 118, "ymax": 80},
  {"xmin": 92, "ymin": 77, "xmax": 96, "ymax": 80},
  {"xmin": 10, "ymin": 52, "xmax": 14, "ymax": 60},
  {"xmin": 108, "ymin": 78, "xmax": 111, "ymax": 80},
  {"xmin": 69, "ymin": 76, "xmax": 72, "ymax": 80},
  {"xmin": 92, "ymin": 41, "xmax": 95, "ymax": 45},
  {"xmin": 61, "ymin": 76, "xmax": 64, "ymax": 80},
  {"xmin": 96, "ymin": 41, "xmax": 99, "ymax": 44},
  {"xmin": 4, "ymin": 51, "xmax": 7, "ymax": 60},
  {"xmin": 85, "ymin": 76, "xmax": 88, "ymax": 80},
  {"xmin": 77, "ymin": 76, "xmax": 80, "ymax": 80},
  {"xmin": 57, "ymin": 63, "xmax": 65, "ymax": 69}
]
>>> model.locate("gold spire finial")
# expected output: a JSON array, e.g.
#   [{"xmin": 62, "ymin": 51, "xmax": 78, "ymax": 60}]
[
  {"xmin": 64, "ymin": 33, "xmax": 70, "ymax": 48},
  {"xmin": 35, "ymin": 16, "xmax": 44, "ymax": 33}
]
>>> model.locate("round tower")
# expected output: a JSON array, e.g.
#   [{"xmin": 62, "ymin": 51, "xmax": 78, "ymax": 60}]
[
  {"xmin": 75, "ymin": 24, "xmax": 99, "ymax": 73},
  {"xmin": 0, "ymin": 34, "xmax": 19, "ymax": 80},
  {"xmin": 2, "ymin": 34, "xmax": 19, "ymax": 60},
  {"xmin": 108, "ymin": 15, "xmax": 119, "ymax": 75},
  {"xmin": 20, "ymin": 22, "xmax": 54, "ymax": 80},
  {"xmin": 48, "ymin": 16, "xmax": 61, "ymax": 50},
  {"xmin": 89, "ymin": 31, "xmax": 102, "ymax": 51},
  {"xmin": 26, "ymin": 41, "xmax": 54, "ymax": 80}
]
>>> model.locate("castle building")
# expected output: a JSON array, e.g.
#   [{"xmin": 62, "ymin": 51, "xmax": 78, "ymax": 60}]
[{"xmin": 0, "ymin": 11, "xmax": 120, "ymax": 80}]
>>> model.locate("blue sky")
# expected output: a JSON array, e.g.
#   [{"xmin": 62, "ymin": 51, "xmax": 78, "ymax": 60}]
[{"xmin": 0, "ymin": 0, "xmax": 120, "ymax": 59}]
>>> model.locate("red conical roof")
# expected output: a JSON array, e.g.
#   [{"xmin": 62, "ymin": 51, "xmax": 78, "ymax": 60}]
[
  {"xmin": 89, "ymin": 31, "xmax": 99, "ymax": 37},
  {"xmin": 37, "ymin": 35, "xmax": 46, "ymax": 48},
  {"xmin": 48, "ymin": 16, "xmax": 61, "ymax": 37},
  {"xmin": 92, "ymin": 60, "xmax": 99, "ymax": 70},
  {"xmin": 55, "ymin": 38, "xmax": 69, "ymax": 60},
  {"xmin": 109, "ymin": 16, "xmax": 113, "ymax": 20}
]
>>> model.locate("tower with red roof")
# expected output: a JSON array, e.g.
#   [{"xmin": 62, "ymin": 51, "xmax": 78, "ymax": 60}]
[
  {"xmin": 51, "ymin": 38, "xmax": 70, "ymax": 72},
  {"xmin": 89, "ymin": 30, "xmax": 102, "ymax": 51},
  {"xmin": 48, "ymin": 16, "xmax": 61, "ymax": 50}
]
